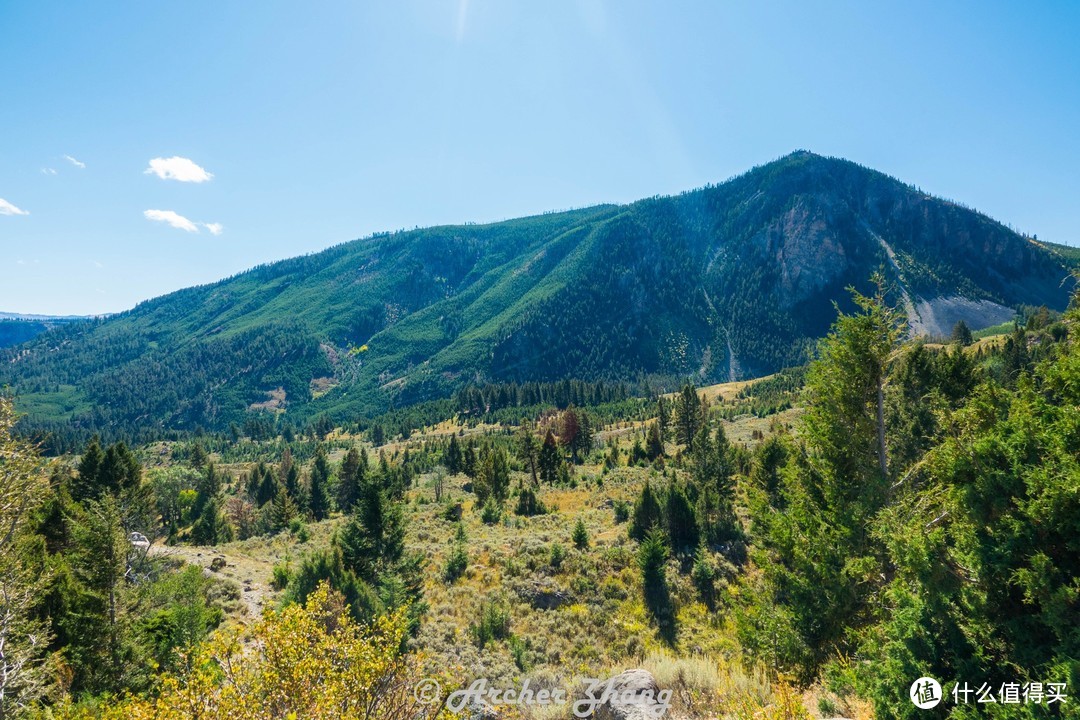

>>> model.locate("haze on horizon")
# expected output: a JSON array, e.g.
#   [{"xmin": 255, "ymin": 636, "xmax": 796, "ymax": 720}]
[{"xmin": 2, "ymin": 1, "xmax": 1078, "ymax": 316}]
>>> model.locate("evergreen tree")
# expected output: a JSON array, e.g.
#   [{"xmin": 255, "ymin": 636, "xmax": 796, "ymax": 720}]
[
  {"xmin": 674, "ymin": 383, "xmax": 705, "ymax": 449},
  {"xmin": 339, "ymin": 479, "xmax": 405, "ymax": 585},
  {"xmin": 629, "ymin": 481, "xmax": 663, "ymax": 541},
  {"xmin": 65, "ymin": 497, "xmax": 139, "ymax": 694},
  {"xmin": 950, "ymin": 319, "xmax": 973, "ymax": 346},
  {"xmin": 190, "ymin": 498, "xmax": 226, "ymax": 545},
  {"xmin": 188, "ymin": 440, "xmax": 208, "ymax": 470},
  {"xmin": 656, "ymin": 396, "xmax": 671, "ymax": 442},
  {"xmin": 474, "ymin": 447, "xmax": 511, "ymax": 509},
  {"xmin": 572, "ymin": 517, "xmax": 589, "ymax": 550},
  {"xmin": 463, "ymin": 441, "xmax": 478, "ymax": 479},
  {"xmin": 514, "ymin": 422, "xmax": 541, "ymax": 487},
  {"xmin": 664, "ymin": 484, "xmax": 700, "ymax": 553},
  {"xmin": 637, "ymin": 529, "xmax": 674, "ymax": 642},
  {"xmin": 336, "ymin": 447, "xmax": 364, "ymax": 512},
  {"xmin": 308, "ymin": 446, "xmax": 332, "ymax": 521},
  {"xmin": 749, "ymin": 280, "xmax": 903, "ymax": 672},
  {"xmin": 538, "ymin": 430, "xmax": 561, "ymax": 484},
  {"xmin": 443, "ymin": 523, "xmax": 469, "ymax": 583},
  {"xmin": 271, "ymin": 484, "xmax": 299, "ymax": 532},
  {"xmin": 444, "ymin": 435, "xmax": 463, "ymax": 475},
  {"xmin": 74, "ymin": 436, "xmax": 105, "ymax": 502},
  {"xmin": 645, "ymin": 422, "xmax": 664, "ymax": 460}
]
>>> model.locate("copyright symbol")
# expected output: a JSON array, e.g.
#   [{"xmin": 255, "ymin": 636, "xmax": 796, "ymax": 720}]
[{"xmin": 414, "ymin": 678, "xmax": 442, "ymax": 705}]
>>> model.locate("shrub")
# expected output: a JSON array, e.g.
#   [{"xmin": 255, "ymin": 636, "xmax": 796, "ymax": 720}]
[
  {"xmin": 64, "ymin": 583, "xmax": 449, "ymax": 720},
  {"xmin": 271, "ymin": 561, "xmax": 291, "ymax": 591}
]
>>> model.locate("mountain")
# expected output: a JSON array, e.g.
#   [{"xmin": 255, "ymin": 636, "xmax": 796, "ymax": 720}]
[
  {"xmin": 0, "ymin": 313, "xmax": 92, "ymax": 349},
  {"xmin": 3, "ymin": 151, "xmax": 1074, "ymax": 442}
]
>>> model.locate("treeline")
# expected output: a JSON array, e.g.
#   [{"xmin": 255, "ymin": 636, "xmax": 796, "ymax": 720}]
[{"xmin": 454, "ymin": 379, "xmax": 631, "ymax": 415}]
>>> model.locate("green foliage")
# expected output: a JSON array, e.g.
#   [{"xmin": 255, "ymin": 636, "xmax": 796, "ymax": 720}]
[
  {"xmin": 307, "ymin": 444, "xmax": 332, "ymax": 521},
  {"xmin": 480, "ymin": 498, "xmax": 502, "ymax": 525},
  {"xmin": 746, "ymin": 282, "xmax": 904, "ymax": 674},
  {"xmin": 571, "ymin": 517, "xmax": 590, "ymax": 550},
  {"xmin": 612, "ymin": 499, "xmax": 630, "ymax": 524},
  {"xmin": 270, "ymin": 560, "xmax": 291, "ymax": 591},
  {"xmin": 339, "ymin": 479, "xmax": 406, "ymax": 585},
  {"xmin": 443, "ymin": 524, "xmax": 468, "ymax": 584},
  {"xmin": 471, "ymin": 599, "xmax": 511, "ymax": 649},
  {"xmin": 513, "ymin": 486, "xmax": 546, "ymax": 517},
  {"xmin": 691, "ymin": 548, "xmax": 718, "ymax": 611},
  {"xmin": 549, "ymin": 543, "xmax": 567, "ymax": 570},
  {"xmin": 674, "ymin": 383, "xmax": 705, "ymax": 449},
  {"xmin": 473, "ymin": 446, "xmax": 511, "ymax": 509},
  {"xmin": 637, "ymin": 529, "xmax": 674, "ymax": 643},
  {"xmin": 950, "ymin": 319, "xmax": 973, "ymax": 345},
  {"xmin": 629, "ymin": 481, "xmax": 663, "ymax": 542},
  {"xmin": 664, "ymin": 484, "xmax": 700, "ymax": 553}
]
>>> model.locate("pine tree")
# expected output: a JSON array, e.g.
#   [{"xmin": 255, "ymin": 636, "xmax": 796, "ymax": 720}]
[
  {"xmin": 308, "ymin": 446, "xmax": 332, "ymax": 521},
  {"xmin": 339, "ymin": 479, "xmax": 405, "ymax": 585},
  {"xmin": 749, "ymin": 279, "xmax": 904, "ymax": 671},
  {"xmin": 474, "ymin": 447, "xmax": 511, "ymax": 508},
  {"xmin": 675, "ymin": 383, "xmax": 705, "ymax": 449},
  {"xmin": 73, "ymin": 436, "xmax": 105, "ymax": 502},
  {"xmin": 337, "ymin": 447, "xmax": 362, "ymax": 512},
  {"xmin": 190, "ymin": 497, "xmax": 226, "ymax": 545},
  {"xmin": 271, "ymin": 484, "xmax": 299, "ymax": 532},
  {"xmin": 637, "ymin": 529, "xmax": 673, "ymax": 641},
  {"xmin": 656, "ymin": 396, "xmax": 671, "ymax": 442},
  {"xmin": 514, "ymin": 422, "xmax": 541, "ymax": 487},
  {"xmin": 645, "ymin": 422, "xmax": 664, "ymax": 460},
  {"xmin": 444, "ymin": 435, "xmax": 463, "ymax": 475},
  {"xmin": 950, "ymin": 319, "xmax": 973, "ymax": 346},
  {"xmin": 188, "ymin": 440, "xmax": 208, "ymax": 470},
  {"xmin": 538, "ymin": 430, "xmax": 561, "ymax": 484},
  {"xmin": 629, "ymin": 481, "xmax": 663, "ymax": 541},
  {"xmin": 572, "ymin": 517, "xmax": 589, "ymax": 550},
  {"xmin": 665, "ymin": 484, "xmax": 700, "ymax": 553}
]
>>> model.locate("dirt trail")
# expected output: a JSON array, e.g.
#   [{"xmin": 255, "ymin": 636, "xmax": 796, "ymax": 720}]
[{"xmin": 150, "ymin": 542, "xmax": 274, "ymax": 620}]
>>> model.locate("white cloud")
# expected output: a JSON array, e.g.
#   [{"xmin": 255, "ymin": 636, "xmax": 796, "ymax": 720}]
[
  {"xmin": 202, "ymin": 222, "xmax": 224, "ymax": 236},
  {"xmin": 144, "ymin": 156, "xmax": 213, "ymax": 183},
  {"xmin": 0, "ymin": 198, "xmax": 29, "ymax": 216},
  {"xmin": 41, "ymin": 167, "xmax": 58, "ymax": 175},
  {"xmin": 64, "ymin": 154, "xmax": 86, "ymax": 169},
  {"xmin": 144, "ymin": 209, "xmax": 199, "ymax": 232}
]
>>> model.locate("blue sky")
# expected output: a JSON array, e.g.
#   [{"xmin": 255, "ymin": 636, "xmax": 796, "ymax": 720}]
[{"xmin": 2, "ymin": 1, "xmax": 1078, "ymax": 315}]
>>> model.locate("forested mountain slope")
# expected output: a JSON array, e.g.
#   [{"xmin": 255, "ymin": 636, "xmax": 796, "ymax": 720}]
[{"xmin": 2, "ymin": 151, "xmax": 1073, "ymax": 441}]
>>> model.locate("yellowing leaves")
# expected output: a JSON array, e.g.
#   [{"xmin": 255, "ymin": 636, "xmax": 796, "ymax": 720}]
[{"xmin": 55, "ymin": 583, "xmax": 453, "ymax": 720}]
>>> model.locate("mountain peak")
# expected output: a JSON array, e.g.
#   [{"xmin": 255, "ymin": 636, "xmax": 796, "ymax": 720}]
[{"xmin": 2, "ymin": 157, "xmax": 1073, "ymax": 444}]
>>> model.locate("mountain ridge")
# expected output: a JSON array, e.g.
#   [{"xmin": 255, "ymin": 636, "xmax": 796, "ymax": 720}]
[{"xmin": 3, "ymin": 151, "xmax": 1074, "ymax": 444}]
